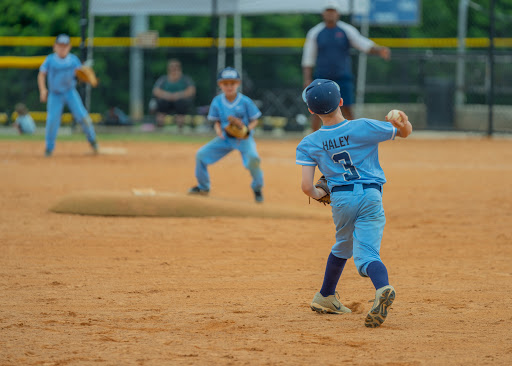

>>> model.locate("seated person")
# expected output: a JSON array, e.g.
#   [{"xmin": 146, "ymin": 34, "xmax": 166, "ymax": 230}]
[
  {"xmin": 14, "ymin": 103, "xmax": 36, "ymax": 134},
  {"xmin": 152, "ymin": 59, "xmax": 196, "ymax": 130}
]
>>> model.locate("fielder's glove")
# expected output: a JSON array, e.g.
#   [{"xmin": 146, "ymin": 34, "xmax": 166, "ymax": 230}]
[
  {"xmin": 313, "ymin": 175, "xmax": 331, "ymax": 205},
  {"xmin": 225, "ymin": 116, "xmax": 249, "ymax": 139},
  {"xmin": 75, "ymin": 66, "xmax": 98, "ymax": 87}
]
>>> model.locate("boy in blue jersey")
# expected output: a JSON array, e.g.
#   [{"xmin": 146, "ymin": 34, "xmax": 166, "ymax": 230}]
[
  {"xmin": 296, "ymin": 79, "xmax": 412, "ymax": 328},
  {"xmin": 13, "ymin": 103, "xmax": 36, "ymax": 135},
  {"xmin": 188, "ymin": 67, "xmax": 264, "ymax": 203},
  {"xmin": 37, "ymin": 34, "xmax": 98, "ymax": 157}
]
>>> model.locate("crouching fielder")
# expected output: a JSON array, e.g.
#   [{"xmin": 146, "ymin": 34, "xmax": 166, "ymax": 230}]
[
  {"xmin": 188, "ymin": 67, "xmax": 264, "ymax": 203},
  {"xmin": 37, "ymin": 34, "xmax": 98, "ymax": 157}
]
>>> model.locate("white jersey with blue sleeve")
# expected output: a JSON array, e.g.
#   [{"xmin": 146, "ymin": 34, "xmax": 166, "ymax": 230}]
[
  {"xmin": 302, "ymin": 21, "xmax": 375, "ymax": 80},
  {"xmin": 39, "ymin": 53, "xmax": 82, "ymax": 94},
  {"xmin": 208, "ymin": 93, "xmax": 261, "ymax": 138},
  {"xmin": 296, "ymin": 119, "xmax": 397, "ymax": 189}
]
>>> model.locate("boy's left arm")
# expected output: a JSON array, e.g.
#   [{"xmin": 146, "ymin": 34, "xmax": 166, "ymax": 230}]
[
  {"xmin": 248, "ymin": 119, "xmax": 258, "ymax": 131},
  {"xmin": 301, "ymin": 165, "xmax": 328, "ymax": 200},
  {"xmin": 245, "ymin": 98, "xmax": 262, "ymax": 132}
]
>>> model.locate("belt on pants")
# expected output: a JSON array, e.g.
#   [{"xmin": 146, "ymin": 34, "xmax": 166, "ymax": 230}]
[{"xmin": 331, "ymin": 183, "xmax": 382, "ymax": 193}]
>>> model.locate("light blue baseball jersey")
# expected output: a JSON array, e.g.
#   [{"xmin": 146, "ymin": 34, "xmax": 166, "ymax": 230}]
[
  {"xmin": 208, "ymin": 93, "xmax": 261, "ymax": 138},
  {"xmin": 296, "ymin": 119, "xmax": 397, "ymax": 189},
  {"xmin": 16, "ymin": 115, "xmax": 36, "ymax": 134},
  {"xmin": 40, "ymin": 53, "xmax": 82, "ymax": 94}
]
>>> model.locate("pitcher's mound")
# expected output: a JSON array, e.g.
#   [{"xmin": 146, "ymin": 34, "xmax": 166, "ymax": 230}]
[{"xmin": 50, "ymin": 190, "xmax": 330, "ymax": 219}]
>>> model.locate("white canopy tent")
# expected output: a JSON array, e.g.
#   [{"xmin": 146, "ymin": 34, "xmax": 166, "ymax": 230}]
[
  {"xmin": 89, "ymin": 0, "xmax": 368, "ymax": 16},
  {"xmin": 88, "ymin": 0, "xmax": 370, "ymax": 119}
]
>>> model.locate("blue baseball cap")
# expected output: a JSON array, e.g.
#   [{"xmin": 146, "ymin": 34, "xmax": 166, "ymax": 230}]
[
  {"xmin": 217, "ymin": 67, "xmax": 241, "ymax": 81},
  {"xmin": 55, "ymin": 34, "xmax": 70, "ymax": 45},
  {"xmin": 302, "ymin": 79, "xmax": 341, "ymax": 114}
]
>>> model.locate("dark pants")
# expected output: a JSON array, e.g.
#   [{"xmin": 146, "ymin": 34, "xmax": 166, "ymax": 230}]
[{"xmin": 156, "ymin": 98, "xmax": 192, "ymax": 115}]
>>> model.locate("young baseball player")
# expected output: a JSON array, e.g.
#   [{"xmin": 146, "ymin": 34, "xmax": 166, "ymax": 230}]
[
  {"xmin": 188, "ymin": 67, "xmax": 264, "ymax": 203},
  {"xmin": 296, "ymin": 79, "xmax": 412, "ymax": 328},
  {"xmin": 37, "ymin": 34, "xmax": 98, "ymax": 157},
  {"xmin": 13, "ymin": 103, "xmax": 36, "ymax": 135}
]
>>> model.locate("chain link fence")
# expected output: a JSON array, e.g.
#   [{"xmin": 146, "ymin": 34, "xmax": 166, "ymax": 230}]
[{"xmin": 1, "ymin": 0, "xmax": 511, "ymax": 133}]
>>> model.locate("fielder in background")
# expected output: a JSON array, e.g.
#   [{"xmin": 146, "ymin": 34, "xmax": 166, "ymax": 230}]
[
  {"xmin": 302, "ymin": 0, "xmax": 390, "ymax": 131},
  {"xmin": 296, "ymin": 79, "xmax": 412, "ymax": 327},
  {"xmin": 188, "ymin": 67, "xmax": 264, "ymax": 203},
  {"xmin": 13, "ymin": 103, "xmax": 36, "ymax": 135},
  {"xmin": 37, "ymin": 34, "xmax": 98, "ymax": 157}
]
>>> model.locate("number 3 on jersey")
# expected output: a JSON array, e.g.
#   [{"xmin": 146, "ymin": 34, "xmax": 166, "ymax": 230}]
[{"xmin": 332, "ymin": 151, "xmax": 360, "ymax": 181}]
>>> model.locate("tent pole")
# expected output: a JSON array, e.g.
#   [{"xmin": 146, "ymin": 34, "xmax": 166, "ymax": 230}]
[
  {"xmin": 77, "ymin": 0, "xmax": 88, "ymax": 130},
  {"xmin": 85, "ymin": 13, "xmax": 95, "ymax": 111},
  {"xmin": 355, "ymin": 0, "xmax": 369, "ymax": 117},
  {"xmin": 456, "ymin": 0, "xmax": 469, "ymax": 106},
  {"xmin": 487, "ymin": 0, "xmax": 495, "ymax": 137},
  {"xmin": 234, "ymin": 11, "xmax": 242, "ymax": 88},
  {"xmin": 80, "ymin": 0, "xmax": 87, "ymax": 63},
  {"xmin": 217, "ymin": 15, "xmax": 227, "ymax": 71},
  {"xmin": 210, "ymin": 0, "xmax": 219, "ymax": 97},
  {"xmin": 130, "ymin": 14, "xmax": 148, "ymax": 121}
]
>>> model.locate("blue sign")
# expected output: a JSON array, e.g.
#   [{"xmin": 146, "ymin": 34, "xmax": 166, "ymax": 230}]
[{"xmin": 352, "ymin": 0, "xmax": 421, "ymax": 26}]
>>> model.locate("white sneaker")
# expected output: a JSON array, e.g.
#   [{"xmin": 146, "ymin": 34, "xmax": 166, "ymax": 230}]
[{"xmin": 310, "ymin": 291, "xmax": 352, "ymax": 314}]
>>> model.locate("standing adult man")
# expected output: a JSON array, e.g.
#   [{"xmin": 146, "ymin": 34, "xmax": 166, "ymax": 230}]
[
  {"xmin": 152, "ymin": 59, "xmax": 196, "ymax": 130},
  {"xmin": 302, "ymin": 0, "xmax": 391, "ymax": 131}
]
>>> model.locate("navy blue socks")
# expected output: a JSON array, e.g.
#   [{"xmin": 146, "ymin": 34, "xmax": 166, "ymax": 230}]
[
  {"xmin": 319, "ymin": 256, "xmax": 390, "ymax": 295},
  {"xmin": 366, "ymin": 261, "xmax": 389, "ymax": 290},
  {"xmin": 320, "ymin": 252, "xmax": 347, "ymax": 297}
]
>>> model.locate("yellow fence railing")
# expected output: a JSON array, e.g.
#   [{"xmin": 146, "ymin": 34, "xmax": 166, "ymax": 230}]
[
  {"xmin": 0, "ymin": 56, "xmax": 46, "ymax": 69},
  {"xmin": 1, "ymin": 36, "xmax": 511, "ymax": 49},
  {"xmin": 9, "ymin": 112, "xmax": 102, "ymax": 125}
]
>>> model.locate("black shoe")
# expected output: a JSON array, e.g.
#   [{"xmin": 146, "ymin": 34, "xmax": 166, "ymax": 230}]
[
  {"xmin": 44, "ymin": 149, "xmax": 52, "ymax": 157},
  {"xmin": 254, "ymin": 190, "xmax": 264, "ymax": 203},
  {"xmin": 91, "ymin": 141, "xmax": 99, "ymax": 154},
  {"xmin": 188, "ymin": 186, "xmax": 209, "ymax": 196}
]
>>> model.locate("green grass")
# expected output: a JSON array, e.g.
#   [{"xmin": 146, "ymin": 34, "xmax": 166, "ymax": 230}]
[{"xmin": 0, "ymin": 132, "xmax": 213, "ymax": 144}]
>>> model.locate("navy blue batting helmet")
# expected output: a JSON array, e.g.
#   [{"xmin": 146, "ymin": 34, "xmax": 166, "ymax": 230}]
[{"xmin": 302, "ymin": 79, "xmax": 341, "ymax": 114}]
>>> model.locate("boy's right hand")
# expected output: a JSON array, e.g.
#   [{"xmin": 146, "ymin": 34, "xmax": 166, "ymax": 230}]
[
  {"xmin": 40, "ymin": 89, "xmax": 48, "ymax": 103},
  {"xmin": 386, "ymin": 110, "xmax": 412, "ymax": 138},
  {"xmin": 386, "ymin": 110, "xmax": 408, "ymax": 129},
  {"xmin": 214, "ymin": 122, "xmax": 225, "ymax": 139}
]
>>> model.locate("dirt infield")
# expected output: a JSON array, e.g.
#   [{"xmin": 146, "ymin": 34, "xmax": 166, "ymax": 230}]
[{"xmin": 1, "ymin": 137, "xmax": 511, "ymax": 365}]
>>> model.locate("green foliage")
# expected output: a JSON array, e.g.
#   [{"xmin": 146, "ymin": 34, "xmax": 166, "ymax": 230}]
[{"xmin": 0, "ymin": 0, "xmax": 81, "ymax": 36}]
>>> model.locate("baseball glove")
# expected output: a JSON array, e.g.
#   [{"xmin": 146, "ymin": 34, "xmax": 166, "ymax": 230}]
[
  {"xmin": 225, "ymin": 116, "xmax": 249, "ymax": 139},
  {"xmin": 314, "ymin": 175, "xmax": 331, "ymax": 205},
  {"xmin": 75, "ymin": 66, "xmax": 98, "ymax": 87}
]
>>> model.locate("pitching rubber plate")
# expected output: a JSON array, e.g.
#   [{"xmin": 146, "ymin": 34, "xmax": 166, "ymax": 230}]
[{"xmin": 98, "ymin": 147, "xmax": 127, "ymax": 155}]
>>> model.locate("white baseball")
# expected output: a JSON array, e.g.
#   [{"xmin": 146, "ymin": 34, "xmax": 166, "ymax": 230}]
[{"xmin": 387, "ymin": 109, "xmax": 402, "ymax": 122}]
